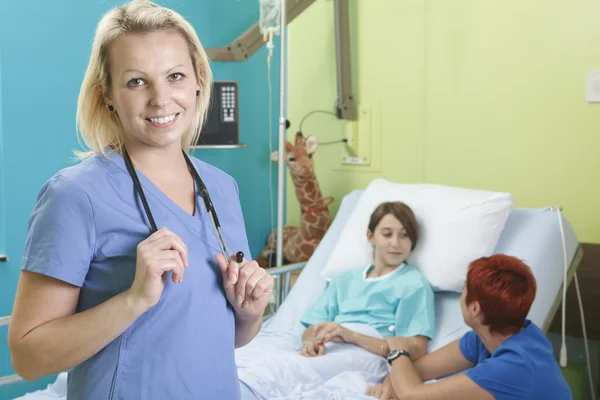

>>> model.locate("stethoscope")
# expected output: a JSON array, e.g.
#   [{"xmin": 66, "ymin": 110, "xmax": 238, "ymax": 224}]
[{"xmin": 123, "ymin": 148, "xmax": 244, "ymax": 264}]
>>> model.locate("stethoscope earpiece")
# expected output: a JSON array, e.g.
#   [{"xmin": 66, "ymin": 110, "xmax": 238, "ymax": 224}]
[{"xmin": 236, "ymin": 251, "xmax": 244, "ymax": 264}]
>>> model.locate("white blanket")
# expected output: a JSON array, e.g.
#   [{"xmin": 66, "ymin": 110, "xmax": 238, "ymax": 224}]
[{"xmin": 236, "ymin": 324, "xmax": 390, "ymax": 400}]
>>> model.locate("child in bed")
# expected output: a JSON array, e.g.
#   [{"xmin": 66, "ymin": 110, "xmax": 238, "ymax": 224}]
[{"xmin": 299, "ymin": 201, "xmax": 435, "ymax": 360}]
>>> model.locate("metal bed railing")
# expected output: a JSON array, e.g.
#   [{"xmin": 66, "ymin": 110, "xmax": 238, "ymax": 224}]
[{"xmin": 0, "ymin": 262, "xmax": 306, "ymax": 388}]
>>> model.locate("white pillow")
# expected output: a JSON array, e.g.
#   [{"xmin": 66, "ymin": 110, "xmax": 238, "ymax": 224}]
[{"xmin": 320, "ymin": 179, "xmax": 513, "ymax": 292}]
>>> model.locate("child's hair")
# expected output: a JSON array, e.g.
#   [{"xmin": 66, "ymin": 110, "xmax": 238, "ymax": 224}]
[
  {"xmin": 466, "ymin": 254, "xmax": 537, "ymax": 335},
  {"xmin": 367, "ymin": 202, "xmax": 418, "ymax": 250}
]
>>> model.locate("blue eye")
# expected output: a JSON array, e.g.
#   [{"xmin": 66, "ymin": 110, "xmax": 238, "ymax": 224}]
[{"xmin": 127, "ymin": 78, "xmax": 146, "ymax": 87}]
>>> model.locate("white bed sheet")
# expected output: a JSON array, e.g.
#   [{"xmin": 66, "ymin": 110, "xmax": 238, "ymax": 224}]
[{"xmin": 236, "ymin": 323, "xmax": 389, "ymax": 400}]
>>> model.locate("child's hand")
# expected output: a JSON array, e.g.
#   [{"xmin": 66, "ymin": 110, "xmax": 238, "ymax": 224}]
[
  {"xmin": 300, "ymin": 340, "xmax": 326, "ymax": 357},
  {"xmin": 313, "ymin": 322, "xmax": 354, "ymax": 344}
]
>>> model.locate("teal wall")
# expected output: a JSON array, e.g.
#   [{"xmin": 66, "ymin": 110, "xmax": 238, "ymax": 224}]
[
  {"xmin": 0, "ymin": 1, "xmax": 280, "ymax": 398},
  {"xmin": 0, "ymin": 44, "xmax": 4, "ymax": 255}
]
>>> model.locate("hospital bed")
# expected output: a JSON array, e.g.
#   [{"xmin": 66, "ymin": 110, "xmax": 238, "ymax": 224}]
[{"xmin": 0, "ymin": 189, "xmax": 583, "ymax": 399}]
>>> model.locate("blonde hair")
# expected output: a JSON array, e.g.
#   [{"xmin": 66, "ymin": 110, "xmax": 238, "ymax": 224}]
[{"xmin": 75, "ymin": 0, "xmax": 212, "ymax": 158}]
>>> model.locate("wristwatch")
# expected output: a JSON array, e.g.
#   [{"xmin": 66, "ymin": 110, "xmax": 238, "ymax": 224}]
[{"xmin": 387, "ymin": 348, "xmax": 412, "ymax": 364}]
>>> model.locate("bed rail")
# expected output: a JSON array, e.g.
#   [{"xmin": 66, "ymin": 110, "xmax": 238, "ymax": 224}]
[
  {"xmin": 542, "ymin": 244, "xmax": 584, "ymax": 333},
  {"xmin": 266, "ymin": 262, "xmax": 306, "ymax": 310},
  {"xmin": 0, "ymin": 373, "xmax": 23, "ymax": 388}
]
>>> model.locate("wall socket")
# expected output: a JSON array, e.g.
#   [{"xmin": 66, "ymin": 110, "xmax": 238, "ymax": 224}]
[
  {"xmin": 586, "ymin": 71, "xmax": 600, "ymax": 103},
  {"xmin": 342, "ymin": 105, "xmax": 371, "ymax": 165}
]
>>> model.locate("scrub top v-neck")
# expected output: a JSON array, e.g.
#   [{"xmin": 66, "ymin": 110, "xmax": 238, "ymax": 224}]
[{"xmin": 21, "ymin": 149, "xmax": 252, "ymax": 400}]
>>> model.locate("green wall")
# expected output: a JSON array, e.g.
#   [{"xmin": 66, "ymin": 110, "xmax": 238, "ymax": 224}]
[{"xmin": 287, "ymin": 0, "xmax": 600, "ymax": 244}]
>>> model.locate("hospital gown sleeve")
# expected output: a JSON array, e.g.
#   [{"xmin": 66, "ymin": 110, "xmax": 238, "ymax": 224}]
[
  {"xmin": 21, "ymin": 174, "xmax": 95, "ymax": 287},
  {"xmin": 299, "ymin": 280, "xmax": 340, "ymax": 327},
  {"xmin": 393, "ymin": 282, "xmax": 435, "ymax": 339}
]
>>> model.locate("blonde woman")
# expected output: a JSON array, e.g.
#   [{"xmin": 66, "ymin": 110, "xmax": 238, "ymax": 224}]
[{"xmin": 8, "ymin": 1, "xmax": 273, "ymax": 399}]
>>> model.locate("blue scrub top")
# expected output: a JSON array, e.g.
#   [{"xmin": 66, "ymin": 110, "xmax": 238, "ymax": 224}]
[
  {"xmin": 21, "ymin": 150, "xmax": 251, "ymax": 399},
  {"xmin": 460, "ymin": 320, "xmax": 572, "ymax": 399}
]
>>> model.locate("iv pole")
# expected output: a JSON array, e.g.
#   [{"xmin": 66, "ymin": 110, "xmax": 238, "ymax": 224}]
[
  {"xmin": 207, "ymin": 1, "xmax": 357, "ymax": 304},
  {"xmin": 275, "ymin": 0, "xmax": 286, "ymax": 305}
]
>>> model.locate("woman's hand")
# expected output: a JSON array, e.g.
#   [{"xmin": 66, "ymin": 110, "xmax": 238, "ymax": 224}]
[
  {"xmin": 313, "ymin": 322, "xmax": 355, "ymax": 344},
  {"xmin": 366, "ymin": 376, "xmax": 398, "ymax": 399},
  {"xmin": 300, "ymin": 340, "xmax": 326, "ymax": 357},
  {"xmin": 128, "ymin": 228, "xmax": 189, "ymax": 312},
  {"xmin": 216, "ymin": 254, "xmax": 274, "ymax": 321}
]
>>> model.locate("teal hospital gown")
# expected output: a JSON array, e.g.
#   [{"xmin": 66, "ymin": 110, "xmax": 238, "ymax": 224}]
[{"xmin": 300, "ymin": 264, "xmax": 435, "ymax": 339}]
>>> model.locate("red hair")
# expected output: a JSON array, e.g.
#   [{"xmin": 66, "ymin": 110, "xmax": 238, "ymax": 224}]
[{"xmin": 465, "ymin": 254, "xmax": 537, "ymax": 335}]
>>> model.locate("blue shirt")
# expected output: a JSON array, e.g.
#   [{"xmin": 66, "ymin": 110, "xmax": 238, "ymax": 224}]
[
  {"xmin": 460, "ymin": 320, "xmax": 572, "ymax": 400},
  {"xmin": 300, "ymin": 265, "xmax": 435, "ymax": 339},
  {"xmin": 21, "ymin": 150, "xmax": 251, "ymax": 400}
]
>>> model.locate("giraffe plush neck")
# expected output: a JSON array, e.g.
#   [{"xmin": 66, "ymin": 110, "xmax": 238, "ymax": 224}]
[
  {"xmin": 285, "ymin": 135, "xmax": 331, "ymax": 214},
  {"xmin": 258, "ymin": 134, "xmax": 333, "ymax": 267}
]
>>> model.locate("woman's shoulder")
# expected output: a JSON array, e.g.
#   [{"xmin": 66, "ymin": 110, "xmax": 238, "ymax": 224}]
[
  {"xmin": 189, "ymin": 156, "xmax": 238, "ymax": 191},
  {"xmin": 42, "ymin": 155, "xmax": 109, "ymax": 197}
]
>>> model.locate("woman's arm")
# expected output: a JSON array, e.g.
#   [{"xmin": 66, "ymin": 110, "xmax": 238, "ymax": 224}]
[
  {"xmin": 386, "ymin": 338, "xmax": 474, "ymax": 382},
  {"xmin": 413, "ymin": 340, "xmax": 474, "ymax": 381},
  {"xmin": 10, "ymin": 228, "xmax": 188, "ymax": 381},
  {"xmin": 384, "ymin": 337, "xmax": 491, "ymax": 400},
  {"xmin": 8, "ymin": 271, "xmax": 147, "ymax": 381}
]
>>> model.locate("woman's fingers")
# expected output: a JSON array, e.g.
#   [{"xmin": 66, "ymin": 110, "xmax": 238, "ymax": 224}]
[
  {"xmin": 143, "ymin": 228, "xmax": 189, "ymax": 267},
  {"xmin": 158, "ymin": 250, "xmax": 186, "ymax": 283},
  {"xmin": 249, "ymin": 275, "xmax": 273, "ymax": 302},
  {"xmin": 234, "ymin": 263, "xmax": 255, "ymax": 305}
]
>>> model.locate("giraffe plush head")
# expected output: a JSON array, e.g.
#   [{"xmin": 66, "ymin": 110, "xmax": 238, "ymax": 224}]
[{"xmin": 271, "ymin": 133, "xmax": 319, "ymax": 179}]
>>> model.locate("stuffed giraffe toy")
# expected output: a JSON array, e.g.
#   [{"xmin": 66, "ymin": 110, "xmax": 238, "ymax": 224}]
[{"xmin": 257, "ymin": 133, "xmax": 333, "ymax": 268}]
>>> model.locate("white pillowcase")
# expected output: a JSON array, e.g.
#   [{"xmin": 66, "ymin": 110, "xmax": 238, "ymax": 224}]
[{"xmin": 320, "ymin": 179, "xmax": 513, "ymax": 292}]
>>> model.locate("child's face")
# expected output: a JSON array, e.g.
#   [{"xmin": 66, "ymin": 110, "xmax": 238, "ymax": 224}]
[{"xmin": 367, "ymin": 214, "xmax": 413, "ymax": 268}]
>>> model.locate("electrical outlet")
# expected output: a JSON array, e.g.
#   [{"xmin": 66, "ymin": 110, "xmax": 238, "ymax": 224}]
[
  {"xmin": 341, "ymin": 106, "xmax": 371, "ymax": 165},
  {"xmin": 586, "ymin": 71, "xmax": 600, "ymax": 102}
]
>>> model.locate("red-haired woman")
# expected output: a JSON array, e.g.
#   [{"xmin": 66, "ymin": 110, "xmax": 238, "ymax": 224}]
[{"xmin": 367, "ymin": 254, "xmax": 571, "ymax": 400}]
